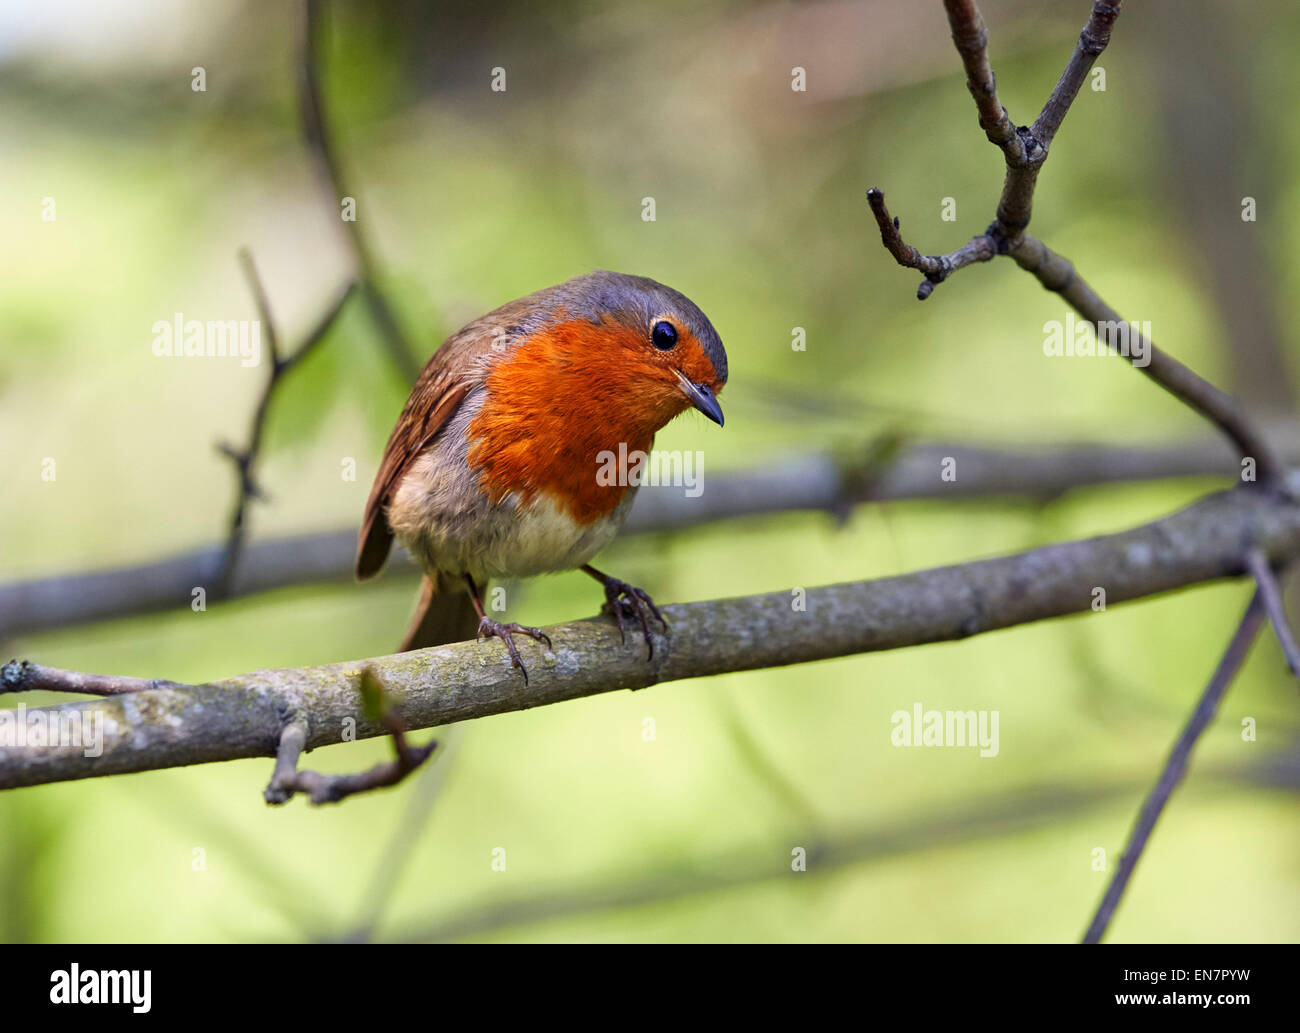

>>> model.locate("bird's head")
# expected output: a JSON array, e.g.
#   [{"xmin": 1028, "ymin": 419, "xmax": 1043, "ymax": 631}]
[
  {"xmin": 467, "ymin": 272, "xmax": 728, "ymax": 520},
  {"xmin": 485, "ymin": 271, "xmax": 727, "ymax": 438},
  {"xmin": 561, "ymin": 271, "xmax": 728, "ymax": 430}
]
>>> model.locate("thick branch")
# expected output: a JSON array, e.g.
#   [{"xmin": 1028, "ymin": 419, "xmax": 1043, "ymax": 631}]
[
  {"xmin": 5, "ymin": 485, "xmax": 1300, "ymax": 791},
  {"xmin": 4, "ymin": 435, "xmax": 1282, "ymax": 640}
]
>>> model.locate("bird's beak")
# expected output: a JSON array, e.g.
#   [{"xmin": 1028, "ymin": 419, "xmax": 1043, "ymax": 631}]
[{"xmin": 674, "ymin": 370, "xmax": 724, "ymax": 427}]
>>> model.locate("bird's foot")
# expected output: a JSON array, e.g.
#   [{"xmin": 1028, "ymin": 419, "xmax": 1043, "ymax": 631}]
[
  {"xmin": 596, "ymin": 577, "xmax": 668, "ymax": 660},
  {"xmin": 477, "ymin": 617, "xmax": 552, "ymax": 685}
]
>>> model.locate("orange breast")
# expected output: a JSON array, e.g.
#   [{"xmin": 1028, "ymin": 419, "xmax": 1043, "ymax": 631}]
[{"xmin": 467, "ymin": 317, "xmax": 677, "ymax": 525}]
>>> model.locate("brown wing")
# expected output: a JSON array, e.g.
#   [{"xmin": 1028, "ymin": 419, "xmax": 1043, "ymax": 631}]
[
  {"xmin": 354, "ymin": 332, "xmax": 488, "ymax": 580},
  {"xmin": 355, "ymin": 297, "xmax": 542, "ymax": 580},
  {"xmin": 356, "ymin": 372, "xmax": 470, "ymax": 579}
]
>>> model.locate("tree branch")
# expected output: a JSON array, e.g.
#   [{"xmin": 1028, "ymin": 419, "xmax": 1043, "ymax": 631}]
[
  {"xmin": 213, "ymin": 251, "xmax": 356, "ymax": 595},
  {"xmin": 262, "ymin": 669, "xmax": 438, "ymax": 805},
  {"xmin": 395, "ymin": 780, "xmax": 1142, "ymax": 942},
  {"xmin": 0, "ymin": 660, "xmax": 172, "ymax": 697},
  {"xmin": 1009, "ymin": 234, "xmax": 1285, "ymax": 481},
  {"xmin": 388, "ymin": 754, "xmax": 1288, "ymax": 943},
  {"xmin": 1030, "ymin": 0, "xmax": 1120, "ymax": 151},
  {"xmin": 5, "ymin": 434, "xmax": 1290, "ymax": 641},
  {"xmin": 1245, "ymin": 549, "xmax": 1300, "ymax": 681},
  {"xmin": 942, "ymin": 0, "xmax": 1119, "ymax": 236},
  {"xmin": 5, "ymin": 485, "xmax": 1300, "ymax": 792},
  {"xmin": 299, "ymin": 0, "xmax": 419, "ymax": 383},
  {"xmin": 942, "ymin": 0, "xmax": 1019, "ymax": 152},
  {"xmin": 1082, "ymin": 592, "xmax": 1266, "ymax": 943},
  {"xmin": 866, "ymin": 189, "xmax": 995, "ymax": 299},
  {"xmin": 940, "ymin": 0, "xmax": 1041, "ymax": 232},
  {"xmin": 868, "ymin": 0, "xmax": 1285, "ymax": 485}
]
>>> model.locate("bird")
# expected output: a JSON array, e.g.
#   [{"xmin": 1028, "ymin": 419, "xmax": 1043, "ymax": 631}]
[{"xmin": 356, "ymin": 270, "xmax": 728, "ymax": 681}]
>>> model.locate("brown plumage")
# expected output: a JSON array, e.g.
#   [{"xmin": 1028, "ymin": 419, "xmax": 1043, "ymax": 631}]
[{"xmin": 357, "ymin": 271, "xmax": 728, "ymax": 671}]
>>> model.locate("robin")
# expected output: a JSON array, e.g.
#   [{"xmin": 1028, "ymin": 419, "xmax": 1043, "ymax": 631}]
[{"xmin": 356, "ymin": 271, "xmax": 728, "ymax": 680}]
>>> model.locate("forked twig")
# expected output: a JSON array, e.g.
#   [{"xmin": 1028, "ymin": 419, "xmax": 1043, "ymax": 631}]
[
  {"xmin": 212, "ymin": 251, "xmax": 356, "ymax": 595},
  {"xmin": 263, "ymin": 667, "xmax": 437, "ymax": 806},
  {"xmin": 867, "ymin": 0, "xmax": 1284, "ymax": 484}
]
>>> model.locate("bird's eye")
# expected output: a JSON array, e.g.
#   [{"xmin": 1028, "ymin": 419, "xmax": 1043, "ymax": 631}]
[{"xmin": 651, "ymin": 320, "xmax": 678, "ymax": 350}]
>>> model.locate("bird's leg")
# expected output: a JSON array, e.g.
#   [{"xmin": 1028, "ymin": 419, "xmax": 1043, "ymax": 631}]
[
  {"xmin": 580, "ymin": 564, "xmax": 668, "ymax": 660},
  {"xmin": 464, "ymin": 574, "xmax": 552, "ymax": 685}
]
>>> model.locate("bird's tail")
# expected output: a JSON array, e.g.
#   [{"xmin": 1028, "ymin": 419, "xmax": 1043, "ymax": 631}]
[{"xmin": 399, "ymin": 574, "xmax": 482, "ymax": 652}]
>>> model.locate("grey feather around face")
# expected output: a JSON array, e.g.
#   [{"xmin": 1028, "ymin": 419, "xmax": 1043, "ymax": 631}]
[{"xmin": 505, "ymin": 271, "xmax": 729, "ymax": 385}]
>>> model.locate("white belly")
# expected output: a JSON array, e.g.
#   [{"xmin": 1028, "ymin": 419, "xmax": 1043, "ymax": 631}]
[
  {"xmin": 385, "ymin": 397, "xmax": 635, "ymax": 582},
  {"xmin": 456, "ymin": 492, "xmax": 629, "ymax": 580}
]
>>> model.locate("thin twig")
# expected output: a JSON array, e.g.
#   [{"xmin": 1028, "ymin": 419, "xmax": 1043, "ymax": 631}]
[
  {"xmin": 940, "ymin": 0, "xmax": 1036, "ymax": 234},
  {"xmin": 941, "ymin": 0, "xmax": 1020, "ymax": 152},
  {"xmin": 866, "ymin": 189, "xmax": 996, "ymax": 299},
  {"xmin": 0, "ymin": 659, "xmax": 183, "ymax": 696},
  {"xmin": 299, "ymin": 0, "xmax": 419, "ymax": 383},
  {"xmin": 1031, "ymin": 0, "xmax": 1122, "ymax": 151},
  {"xmin": 1082, "ymin": 592, "xmax": 1266, "ymax": 943},
  {"xmin": 1245, "ymin": 549, "xmax": 1300, "ymax": 680},
  {"xmin": 212, "ymin": 251, "xmax": 356, "ymax": 595},
  {"xmin": 1010, "ymin": 235, "xmax": 1286, "ymax": 482},
  {"xmin": 263, "ymin": 669, "xmax": 437, "ymax": 805}
]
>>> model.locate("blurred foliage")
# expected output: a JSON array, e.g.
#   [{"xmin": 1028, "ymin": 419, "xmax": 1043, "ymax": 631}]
[{"xmin": 2, "ymin": 0, "xmax": 1299, "ymax": 942}]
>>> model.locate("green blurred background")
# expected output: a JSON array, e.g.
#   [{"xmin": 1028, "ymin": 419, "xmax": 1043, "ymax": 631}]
[{"xmin": 2, "ymin": 0, "xmax": 1298, "ymax": 942}]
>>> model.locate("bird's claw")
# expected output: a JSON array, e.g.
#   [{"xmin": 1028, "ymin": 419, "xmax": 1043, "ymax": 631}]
[
  {"xmin": 599, "ymin": 579, "xmax": 668, "ymax": 660},
  {"xmin": 477, "ymin": 617, "xmax": 551, "ymax": 685}
]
